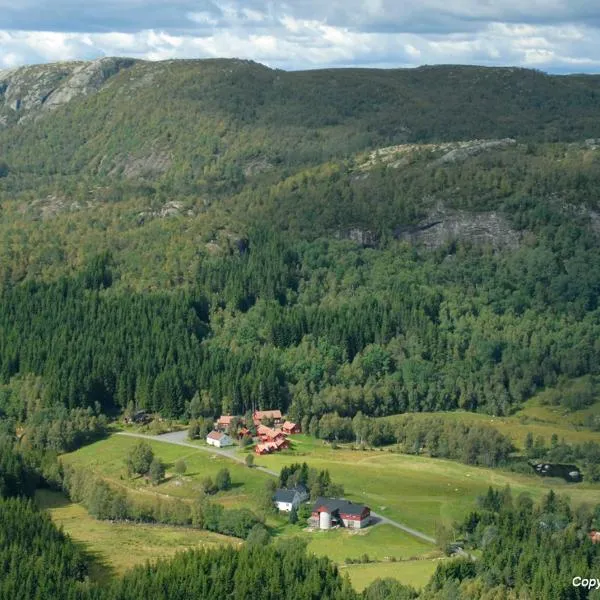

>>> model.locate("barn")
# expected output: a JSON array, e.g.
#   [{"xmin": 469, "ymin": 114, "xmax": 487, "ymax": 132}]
[{"xmin": 310, "ymin": 497, "xmax": 371, "ymax": 530}]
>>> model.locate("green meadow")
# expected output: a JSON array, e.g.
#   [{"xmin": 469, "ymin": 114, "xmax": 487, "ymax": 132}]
[
  {"xmin": 255, "ymin": 437, "xmax": 600, "ymax": 535},
  {"xmin": 65, "ymin": 433, "xmax": 600, "ymax": 539},
  {"xmin": 343, "ymin": 558, "xmax": 445, "ymax": 592},
  {"xmin": 62, "ymin": 435, "xmax": 271, "ymax": 510},
  {"xmin": 381, "ymin": 405, "xmax": 600, "ymax": 452},
  {"xmin": 302, "ymin": 525, "xmax": 436, "ymax": 563},
  {"xmin": 35, "ymin": 489, "xmax": 239, "ymax": 580}
]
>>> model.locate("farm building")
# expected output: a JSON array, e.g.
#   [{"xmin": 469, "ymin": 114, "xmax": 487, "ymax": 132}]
[
  {"xmin": 282, "ymin": 421, "xmax": 301, "ymax": 434},
  {"xmin": 253, "ymin": 410, "xmax": 283, "ymax": 427},
  {"xmin": 216, "ymin": 415, "xmax": 236, "ymax": 431},
  {"xmin": 124, "ymin": 410, "xmax": 150, "ymax": 425},
  {"xmin": 257, "ymin": 424, "xmax": 287, "ymax": 442},
  {"xmin": 273, "ymin": 485, "xmax": 309, "ymax": 512},
  {"xmin": 255, "ymin": 437, "xmax": 289, "ymax": 455},
  {"xmin": 310, "ymin": 497, "xmax": 371, "ymax": 530},
  {"xmin": 206, "ymin": 430, "xmax": 234, "ymax": 448}
]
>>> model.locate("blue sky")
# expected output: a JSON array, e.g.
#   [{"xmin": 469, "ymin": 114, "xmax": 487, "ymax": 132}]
[{"xmin": 1, "ymin": 0, "xmax": 599, "ymax": 72}]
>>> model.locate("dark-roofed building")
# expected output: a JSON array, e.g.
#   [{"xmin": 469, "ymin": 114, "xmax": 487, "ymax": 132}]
[
  {"xmin": 273, "ymin": 484, "xmax": 309, "ymax": 512},
  {"xmin": 311, "ymin": 497, "xmax": 371, "ymax": 530}
]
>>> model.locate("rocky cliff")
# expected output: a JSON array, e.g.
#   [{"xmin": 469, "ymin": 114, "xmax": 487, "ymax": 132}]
[{"xmin": 0, "ymin": 57, "xmax": 136, "ymax": 125}]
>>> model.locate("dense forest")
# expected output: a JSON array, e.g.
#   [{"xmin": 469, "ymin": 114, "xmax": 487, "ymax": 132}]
[{"xmin": 1, "ymin": 195, "xmax": 600, "ymax": 420}]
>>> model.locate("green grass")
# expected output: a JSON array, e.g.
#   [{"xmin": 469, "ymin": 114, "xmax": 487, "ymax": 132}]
[
  {"xmin": 515, "ymin": 396, "xmax": 600, "ymax": 431},
  {"xmin": 304, "ymin": 525, "xmax": 436, "ymax": 563},
  {"xmin": 343, "ymin": 558, "xmax": 444, "ymax": 591},
  {"xmin": 67, "ymin": 433, "xmax": 600, "ymax": 540},
  {"xmin": 62, "ymin": 435, "xmax": 271, "ymax": 510},
  {"xmin": 35, "ymin": 489, "xmax": 240, "ymax": 580},
  {"xmin": 255, "ymin": 443, "xmax": 600, "ymax": 536},
  {"xmin": 382, "ymin": 408, "xmax": 600, "ymax": 451}
]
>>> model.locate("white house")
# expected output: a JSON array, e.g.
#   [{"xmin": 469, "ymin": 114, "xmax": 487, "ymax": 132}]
[
  {"xmin": 206, "ymin": 430, "xmax": 233, "ymax": 448},
  {"xmin": 273, "ymin": 485, "xmax": 309, "ymax": 512}
]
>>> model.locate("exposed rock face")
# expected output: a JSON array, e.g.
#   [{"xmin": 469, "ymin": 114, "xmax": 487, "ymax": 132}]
[
  {"xmin": 395, "ymin": 208, "xmax": 521, "ymax": 250},
  {"xmin": 432, "ymin": 139, "xmax": 516, "ymax": 165},
  {"xmin": 359, "ymin": 138, "xmax": 516, "ymax": 170},
  {"xmin": 0, "ymin": 57, "xmax": 136, "ymax": 124},
  {"xmin": 115, "ymin": 151, "xmax": 173, "ymax": 180}
]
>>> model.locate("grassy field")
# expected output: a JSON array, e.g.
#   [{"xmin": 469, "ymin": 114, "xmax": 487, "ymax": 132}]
[
  {"xmin": 256, "ymin": 437, "xmax": 600, "ymax": 536},
  {"xmin": 343, "ymin": 558, "xmax": 444, "ymax": 592},
  {"xmin": 62, "ymin": 435, "xmax": 271, "ymax": 510},
  {"xmin": 382, "ymin": 407, "xmax": 600, "ymax": 451},
  {"xmin": 65, "ymin": 433, "xmax": 600, "ymax": 538},
  {"xmin": 35, "ymin": 489, "xmax": 240, "ymax": 580},
  {"xmin": 303, "ymin": 525, "xmax": 436, "ymax": 563}
]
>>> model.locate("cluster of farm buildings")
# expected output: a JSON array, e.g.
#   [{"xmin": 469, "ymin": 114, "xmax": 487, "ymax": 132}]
[
  {"xmin": 206, "ymin": 409, "xmax": 301, "ymax": 455},
  {"xmin": 205, "ymin": 409, "xmax": 371, "ymax": 531},
  {"xmin": 273, "ymin": 485, "xmax": 372, "ymax": 530}
]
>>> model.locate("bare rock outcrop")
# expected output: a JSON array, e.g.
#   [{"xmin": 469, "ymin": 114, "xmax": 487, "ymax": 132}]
[
  {"xmin": 0, "ymin": 57, "xmax": 136, "ymax": 124},
  {"xmin": 395, "ymin": 207, "xmax": 521, "ymax": 250}
]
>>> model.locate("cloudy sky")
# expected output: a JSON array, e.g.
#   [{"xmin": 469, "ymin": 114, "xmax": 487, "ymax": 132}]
[{"xmin": 1, "ymin": 0, "xmax": 599, "ymax": 72}]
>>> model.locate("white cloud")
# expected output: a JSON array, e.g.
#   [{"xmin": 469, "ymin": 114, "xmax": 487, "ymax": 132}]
[{"xmin": 0, "ymin": 1, "xmax": 599, "ymax": 72}]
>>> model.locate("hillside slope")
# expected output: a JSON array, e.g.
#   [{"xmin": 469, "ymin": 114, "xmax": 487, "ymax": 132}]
[
  {"xmin": 2, "ymin": 59, "xmax": 600, "ymax": 193},
  {"xmin": 1, "ymin": 59, "xmax": 600, "ymax": 422}
]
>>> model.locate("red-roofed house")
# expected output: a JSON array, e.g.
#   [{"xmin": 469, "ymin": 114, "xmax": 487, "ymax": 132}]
[
  {"xmin": 257, "ymin": 425, "xmax": 287, "ymax": 443},
  {"xmin": 590, "ymin": 530, "xmax": 600, "ymax": 543},
  {"xmin": 206, "ymin": 430, "xmax": 233, "ymax": 448},
  {"xmin": 253, "ymin": 410, "xmax": 283, "ymax": 427},
  {"xmin": 282, "ymin": 421, "xmax": 301, "ymax": 435},
  {"xmin": 216, "ymin": 415, "xmax": 235, "ymax": 431},
  {"xmin": 255, "ymin": 436, "xmax": 289, "ymax": 455}
]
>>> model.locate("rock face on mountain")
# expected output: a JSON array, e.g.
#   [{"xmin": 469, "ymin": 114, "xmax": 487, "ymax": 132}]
[
  {"xmin": 395, "ymin": 208, "xmax": 521, "ymax": 250},
  {"xmin": 0, "ymin": 57, "xmax": 136, "ymax": 124}
]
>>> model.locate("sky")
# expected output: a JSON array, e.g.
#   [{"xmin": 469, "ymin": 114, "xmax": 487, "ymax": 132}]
[{"xmin": 1, "ymin": 1, "xmax": 600, "ymax": 72}]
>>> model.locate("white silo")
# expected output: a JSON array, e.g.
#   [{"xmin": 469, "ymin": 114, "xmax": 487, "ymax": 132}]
[{"xmin": 319, "ymin": 510, "xmax": 332, "ymax": 530}]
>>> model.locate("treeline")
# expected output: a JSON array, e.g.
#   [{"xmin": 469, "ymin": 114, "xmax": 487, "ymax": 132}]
[
  {"xmin": 303, "ymin": 413, "xmax": 514, "ymax": 468},
  {"xmin": 63, "ymin": 464, "xmax": 264, "ymax": 540},
  {"xmin": 278, "ymin": 462, "xmax": 344, "ymax": 499},
  {"xmin": 23, "ymin": 406, "xmax": 108, "ymax": 453},
  {"xmin": 0, "ymin": 497, "xmax": 90, "ymax": 600},
  {"xmin": 524, "ymin": 433, "xmax": 600, "ymax": 481},
  {"xmin": 423, "ymin": 488, "xmax": 600, "ymax": 599},
  {"xmin": 106, "ymin": 539, "xmax": 358, "ymax": 600}
]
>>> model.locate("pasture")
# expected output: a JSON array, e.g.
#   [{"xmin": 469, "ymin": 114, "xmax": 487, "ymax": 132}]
[
  {"xmin": 343, "ymin": 558, "xmax": 444, "ymax": 592},
  {"xmin": 381, "ymin": 406, "xmax": 600, "ymax": 451},
  {"xmin": 35, "ymin": 489, "xmax": 239, "ymax": 579},
  {"xmin": 255, "ymin": 437, "xmax": 600, "ymax": 535},
  {"xmin": 62, "ymin": 435, "xmax": 271, "ymax": 510}
]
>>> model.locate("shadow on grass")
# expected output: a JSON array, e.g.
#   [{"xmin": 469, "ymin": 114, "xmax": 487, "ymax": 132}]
[
  {"xmin": 78, "ymin": 543, "xmax": 118, "ymax": 584},
  {"xmin": 35, "ymin": 487, "xmax": 72, "ymax": 510}
]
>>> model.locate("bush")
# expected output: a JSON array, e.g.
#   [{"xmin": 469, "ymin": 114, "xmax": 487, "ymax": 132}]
[
  {"xmin": 148, "ymin": 458, "xmax": 165, "ymax": 485},
  {"xmin": 215, "ymin": 468, "xmax": 231, "ymax": 491},
  {"xmin": 125, "ymin": 441, "xmax": 154, "ymax": 477},
  {"xmin": 201, "ymin": 477, "xmax": 217, "ymax": 495}
]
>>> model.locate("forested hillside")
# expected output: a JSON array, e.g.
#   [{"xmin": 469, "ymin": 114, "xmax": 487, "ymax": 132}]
[{"xmin": 1, "ymin": 58, "xmax": 600, "ymax": 422}]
